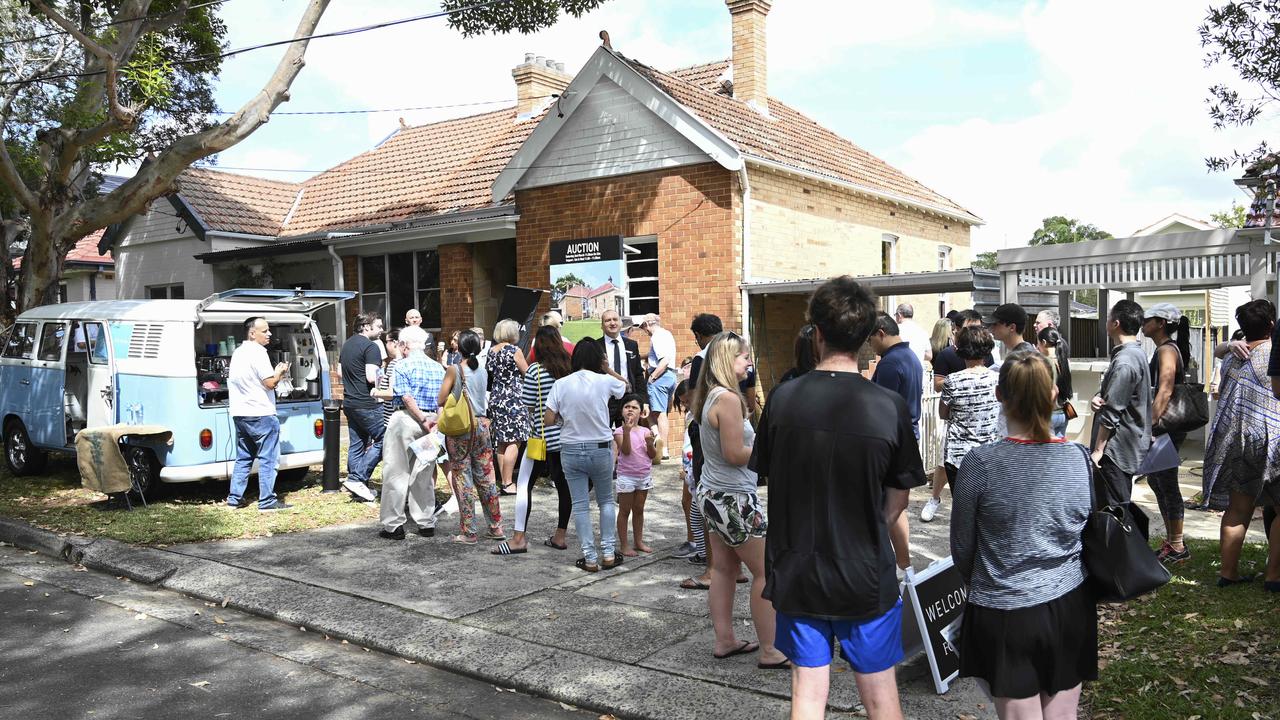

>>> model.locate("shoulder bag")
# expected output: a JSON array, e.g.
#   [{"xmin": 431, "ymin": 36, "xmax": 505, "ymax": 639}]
[
  {"xmin": 1157, "ymin": 382, "xmax": 1208, "ymax": 434},
  {"xmin": 439, "ymin": 364, "xmax": 475, "ymax": 437},
  {"xmin": 525, "ymin": 368, "xmax": 547, "ymax": 461},
  {"xmin": 1078, "ymin": 446, "xmax": 1171, "ymax": 602}
]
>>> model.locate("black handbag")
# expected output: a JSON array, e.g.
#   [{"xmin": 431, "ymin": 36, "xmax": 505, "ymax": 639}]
[
  {"xmin": 1079, "ymin": 447, "xmax": 1171, "ymax": 602},
  {"xmin": 1157, "ymin": 383, "xmax": 1208, "ymax": 434}
]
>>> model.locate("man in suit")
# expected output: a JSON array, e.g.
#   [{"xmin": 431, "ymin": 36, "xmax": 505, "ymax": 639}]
[{"xmin": 598, "ymin": 309, "xmax": 648, "ymax": 424}]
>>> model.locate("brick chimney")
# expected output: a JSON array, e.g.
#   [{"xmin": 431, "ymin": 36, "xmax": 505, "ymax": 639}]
[
  {"xmin": 726, "ymin": 0, "xmax": 771, "ymax": 112},
  {"xmin": 512, "ymin": 54, "xmax": 572, "ymax": 117}
]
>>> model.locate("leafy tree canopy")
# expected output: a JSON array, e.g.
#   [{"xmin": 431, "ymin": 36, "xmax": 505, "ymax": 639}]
[
  {"xmin": 1210, "ymin": 200, "xmax": 1249, "ymax": 227},
  {"xmin": 1199, "ymin": 0, "xmax": 1280, "ymax": 171},
  {"xmin": 443, "ymin": 0, "xmax": 610, "ymax": 36},
  {"xmin": 971, "ymin": 251, "xmax": 997, "ymax": 270},
  {"xmin": 1030, "ymin": 215, "xmax": 1113, "ymax": 246}
]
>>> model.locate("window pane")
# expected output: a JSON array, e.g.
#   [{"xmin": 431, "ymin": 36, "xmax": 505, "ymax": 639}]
[
  {"xmin": 170, "ymin": 284, "xmax": 185, "ymax": 299},
  {"xmin": 389, "ymin": 252, "xmax": 414, "ymax": 327},
  {"xmin": 361, "ymin": 255, "xmax": 386, "ymax": 293},
  {"xmin": 3, "ymin": 323, "xmax": 35, "ymax": 358},
  {"xmin": 416, "ymin": 250, "xmax": 439, "ymax": 291},
  {"xmin": 38, "ymin": 323, "xmax": 66, "ymax": 362},
  {"xmin": 418, "ymin": 290, "xmax": 441, "ymax": 329},
  {"xmin": 362, "ymin": 293, "xmax": 386, "ymax": 321},
  {"xmin": 148, "ymin": 285, "xmax": 167, "ymax": 299},
  {"xmin": 85, "ymin": 323, "xmax": 108, "ymax": 364}
]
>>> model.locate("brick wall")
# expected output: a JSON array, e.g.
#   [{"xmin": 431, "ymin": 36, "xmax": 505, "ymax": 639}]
[
  {"xmin": 747, "ymin": 165, "xmax": 975, "ymax": 329},
  {"xmin": 515, "ymin": 162, "xmax": 742, "ymax": 363},
  {"xmin": 439, "ymin": 242, "xmax": 475, "ymax": 340}
]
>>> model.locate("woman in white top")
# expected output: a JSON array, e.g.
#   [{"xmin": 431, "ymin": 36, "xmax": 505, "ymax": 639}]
[
  {"xmin": 437, "ymin": 330, "xmax": 501, "ymax": 544},
  {"xmin": 544, "ymin": 339, "xmax": 627, "ymax": 572}
]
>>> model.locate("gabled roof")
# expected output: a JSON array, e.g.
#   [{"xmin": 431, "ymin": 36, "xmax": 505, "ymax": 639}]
[
  {"xmin": 175, "ymin": 168, "xmax": 301, "ymax": 236},
  {"xmin": 564, "ymin": 285, "xmax": 591, "ymax": 299},
  {"xmin": 1131, "ymin": 213, "xmax": 1213, "ymax": 236},
  {"xmin": 588, "ymin": 281, "xmax": 618, "ymax": 297},
  {"xmin": 634, "ymin": 59, "xmax": 978, "ymax": 224},
  {"xmin": 13, "ymin": 229, "xmax": 112, "ymax": 269}
]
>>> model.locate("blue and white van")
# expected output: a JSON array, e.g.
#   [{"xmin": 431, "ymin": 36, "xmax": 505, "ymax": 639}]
[{"xmin": 0, "ymin": 289, "xmax": 353, "ymax": 493}]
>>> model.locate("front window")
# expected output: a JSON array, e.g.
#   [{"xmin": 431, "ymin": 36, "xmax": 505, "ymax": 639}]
[
  {"xmin": 147, "ymin": 283, "xmax": 185, "ymax": 299},
  {"xmin": 359, "ymin": 251, "xmax": 442, "ymax": 330},
  {"xmin": 2, "ymin": 322, "xmax": 36, "ymax": 359}
]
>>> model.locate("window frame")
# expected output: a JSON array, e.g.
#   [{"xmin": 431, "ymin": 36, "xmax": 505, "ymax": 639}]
[
  {"xmin": 358, "ymin": 250, "xmax": 442, "ymax": 331},
  {"xmin": 146, "ymin": 283, "xmax": 185, "ymax": 299},
  {"xmin": 37, "ymin": 322, "xmax": 67, "ymax": 362},
  {"xmin": 2, "ymin": 322, "xmax": 37, "ymax": 359}
]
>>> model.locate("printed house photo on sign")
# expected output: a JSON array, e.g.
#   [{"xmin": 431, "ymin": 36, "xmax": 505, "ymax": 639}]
[{"xmin": 550, "ymin": 236, "xmax": 626, "ymax": 322}]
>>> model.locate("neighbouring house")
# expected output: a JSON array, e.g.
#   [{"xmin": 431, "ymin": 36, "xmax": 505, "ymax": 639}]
[
  {"xmin": 109, "ymin": 0, "xmax": 980, "ymax": 376},
  {"xmin": 587, "ymin": 280, "xmax": 622, "ymax": 318},
  {"xmin": 560, "ymin": 284, "xmax": 590, "ymax": 320}
]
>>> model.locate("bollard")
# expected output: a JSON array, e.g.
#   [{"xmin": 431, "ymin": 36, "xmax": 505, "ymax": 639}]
[{"xmin": 322, "ymin": 400, "xmax": 342, "ymax": 493}]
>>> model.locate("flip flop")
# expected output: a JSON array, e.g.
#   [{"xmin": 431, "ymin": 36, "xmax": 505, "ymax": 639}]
[
  {"xmin": 713, "ymin": 640, "xmax": 759, "ymax": 660},
  {"xmin": 757, "ymin": 659, "xmax": 792, "ymax": 670},
  {"xmin": 601, "ymin": 555, "xmax": 624, "ymax": 569},
  {"xmin": 736, "ymin": 576, "xmax": 749, "ymax": 584},
  {"xmin": 1217, "ymin": 574, "xmax": 1255, "ymax": 587},
  {"xmin": 490, "ymin": 541, "xmax": 527, "ymax": 556},
  {"xmin": 544, "ymin": 537, "xmax": 568, "ymax": 550},
  {"xmin": 450, "ymin": 534, "xmax": 478, "ymax": 545},
  {"xmin": 680, "ymin": 577, "xmax": 710, "ymax": 590},
  {"xmin": 575, "ymin": 558, "xmax": 599, "ymax": 573}
]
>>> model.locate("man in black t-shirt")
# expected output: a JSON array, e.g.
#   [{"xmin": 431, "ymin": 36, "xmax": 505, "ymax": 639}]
[
  {"xmin": 931, "ymin": 309, "xmax": 991, "ymax": 391},
  {"xmin": 339, "ymin": 312, "xmax": 385, "ymax": 502},
  {"xmin": 752, "ymin": 277, "xmax": 924, "ymax": 718}
]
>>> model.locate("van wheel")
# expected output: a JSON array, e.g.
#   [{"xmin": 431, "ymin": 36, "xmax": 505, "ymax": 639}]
[
  {"xmin": 4, "ymin": 420, "xmax": 47, "ymax": 476},
  {"xmin": 123, "ymin": 445, "xmax": 160, "ymax": 497},
  {"xmin": 275, "ymin": 467, "xmax": 310, "ymax": 485}
]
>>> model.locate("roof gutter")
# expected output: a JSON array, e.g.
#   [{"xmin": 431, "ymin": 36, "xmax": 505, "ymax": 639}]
[
  {"xmin": 738, "ymin": 164, "xmax": 752, "ymax": 339},
  {"xmin": 744, "ymin": 156, "xmax": 984, "ymax": 227},
  {"xmin": 327, "ymin": 232, "xmax": 357, "ymax": 339}
]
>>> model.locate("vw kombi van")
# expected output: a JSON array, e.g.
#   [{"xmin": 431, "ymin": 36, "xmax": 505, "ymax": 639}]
[{"xmin": 0, "ymin": 289, "xmax": 353, "ymax": 493}]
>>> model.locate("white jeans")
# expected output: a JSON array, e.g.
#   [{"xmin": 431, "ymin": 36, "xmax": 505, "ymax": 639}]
[{"xmin": 379, "ymin": 411, "xmax": 437, "ymax": 532}]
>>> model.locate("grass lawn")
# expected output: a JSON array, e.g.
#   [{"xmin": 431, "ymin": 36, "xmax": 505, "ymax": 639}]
[
  {"xmin": 1086, "ymin": 538, "xmax": 1279, "ymax": 719},
  {"xmin": 0, "ymin": 452, "xmax": 384, "ymax": 546},
  {"xmin": 560, "ymin": 319, "xmax": 600, "ymax": 344}
]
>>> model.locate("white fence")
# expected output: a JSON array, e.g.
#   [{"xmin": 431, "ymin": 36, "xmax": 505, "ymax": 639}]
[{"xmin": 918, "ymin": 374, "xmax": 943, "ymax": 470}]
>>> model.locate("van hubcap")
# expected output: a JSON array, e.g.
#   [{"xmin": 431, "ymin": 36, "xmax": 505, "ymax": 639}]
[
  {"xmin": 6, "ymin": 429, "xmax": 25, "ymax": 467},
  {"xmin": 125, "ymin": 448, "xmax": 152, "ymax": 491}
]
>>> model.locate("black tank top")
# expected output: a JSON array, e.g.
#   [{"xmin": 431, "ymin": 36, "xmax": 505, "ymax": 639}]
[{"xmin": 1149, "ymin": 339, "xmax": 1185, "ymax": 388}]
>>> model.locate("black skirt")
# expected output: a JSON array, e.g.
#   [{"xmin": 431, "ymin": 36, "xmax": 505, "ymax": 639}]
[{"xmin": 958, "ymin": 581, "xmax": 1098, "ymax": 699}]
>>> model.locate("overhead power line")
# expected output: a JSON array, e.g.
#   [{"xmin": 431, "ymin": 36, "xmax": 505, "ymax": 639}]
[
  {"xmin": 0, "ymin": 0, "xmax": 230, "ymax": 47},
  {"xmin": 192, "ymin": 153, "xmax": 721, "ymax": 177},
  {"xmin": 206, "ymin": 97, "xmax": 553, "ymax": 116},
  {"xmin": 2, "ymin": 0, "xmax": 515, "ymax": 87}
]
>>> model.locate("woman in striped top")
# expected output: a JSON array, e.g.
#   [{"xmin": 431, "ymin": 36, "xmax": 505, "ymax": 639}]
[
  {"xmin": 951, "ymin": 349, "xmax": 1096, "ymax": 719},
  {"xmin": 494, "ymin": 326, "xmax": 572, "ymax": 555},
  {"xmin": 372, "ymin": 330, "xmax": 405, "ymax": 427}
]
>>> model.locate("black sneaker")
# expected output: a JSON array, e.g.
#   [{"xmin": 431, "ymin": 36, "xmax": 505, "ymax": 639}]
[
  {"xmin": 417, "ymin": 527, "xmax": 435, "ymax": 538},
  {"xmin": 225, "ymin": 499, "xmax": 250, "ymax": 509},
  {"xmin": 1161, "ymin": 545, "xmax": 1192, "ymax": 566},
  {"xmin": 258, "ymin": 501, "xmax": 293, "ymax": 513},
  {"xmin": 379, "ymin": 526, "xmax": 406, "ymax": 540}
]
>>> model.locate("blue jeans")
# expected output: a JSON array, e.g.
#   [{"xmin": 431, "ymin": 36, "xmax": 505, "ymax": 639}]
[
  {"xmin": 344, "ymin": 404, "xmax": 385, "ymax": 485},
  {"xmin": 1051, "ymin": 410, "xmax": 1067, "ymax": 439},
  {"xmin": 229, "ymin": 415, "xmax": 280, "ymax": 509},
  {"xmin": 561, "ymin": 443, "xmax": 617, "ymax": 564}
]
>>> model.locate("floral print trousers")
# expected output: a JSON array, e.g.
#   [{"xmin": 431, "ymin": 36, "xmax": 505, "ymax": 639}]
[{"xmin": 444, "ymin": 417, "xmax": 503, "ymax": 538}]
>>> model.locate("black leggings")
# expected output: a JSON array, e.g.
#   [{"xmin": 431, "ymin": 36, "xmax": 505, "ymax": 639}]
[{"xmin": 1147, "ymin": 432, "xmax": 1186, "ymax": 523}]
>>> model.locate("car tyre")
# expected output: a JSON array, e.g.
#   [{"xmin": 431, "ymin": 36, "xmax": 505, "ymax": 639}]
[
  {"xmin": 4, "ymin": 419, "xmax": 47, "ymax": 476},
  {"xmin": 122, "ymin": 445, "xmax": 160, "ymax": 497}
]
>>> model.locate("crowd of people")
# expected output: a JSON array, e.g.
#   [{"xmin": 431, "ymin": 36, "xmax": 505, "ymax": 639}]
[{"xmin": 218, "ymin": 275, "xmax": 1280, "ymax": 720}]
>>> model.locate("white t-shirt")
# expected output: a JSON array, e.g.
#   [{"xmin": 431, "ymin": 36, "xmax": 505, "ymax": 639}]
[
  {"xmin": 228, "ymin": 341, "xmax": 276, "ymax": 417},
  {"xmin": 545, "ymin": 369, "xmax": 626, "ymax": 445},
  {"xmin": 898, "ymin": 319, "xmax": 930, "ymax": 364},
  {"xmin": 647, "ymin": 326, "xmax": 677, "ymax": 373}
]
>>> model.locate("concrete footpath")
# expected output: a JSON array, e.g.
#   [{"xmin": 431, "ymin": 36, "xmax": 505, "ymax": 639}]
[{"xmin": 7, "ymin": 458, "xmax": 1247, "ymax": 720}]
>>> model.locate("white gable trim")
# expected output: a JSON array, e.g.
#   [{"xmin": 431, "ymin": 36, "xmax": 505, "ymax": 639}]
[{"xmin": 492, "ymin": 47, "xmax": 743, "ymax": 201}]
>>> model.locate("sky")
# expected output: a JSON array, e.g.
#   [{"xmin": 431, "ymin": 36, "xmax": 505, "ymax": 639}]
[{"xmin": 193, "ymin": 0, "xmax": 1265, "ymax": 253}]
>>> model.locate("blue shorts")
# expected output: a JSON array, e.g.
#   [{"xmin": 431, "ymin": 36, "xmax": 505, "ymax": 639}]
[
  {"xmin": 647, "ymin": 369, "xmax": 677, "ymax": 412},
  {"xmin": 775, "ymin": 600, "xmax": 905, "ymax": 673}
]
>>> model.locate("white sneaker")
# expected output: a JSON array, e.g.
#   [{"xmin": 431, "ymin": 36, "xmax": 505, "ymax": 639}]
[
  {"xmin": 342, "ymin": 479, "xmax": 376, "ymax": 503},
  {"xmin": 920, "ymin": 497, "xmax": 941, "ymax": 523}
]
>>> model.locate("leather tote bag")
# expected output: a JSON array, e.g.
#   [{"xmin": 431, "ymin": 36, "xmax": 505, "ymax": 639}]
[
  {"xmin": 439, "ymin": 364, "xmax": 475, "ymax": 437},
  {"xmin": 1157, "ymin": 383, "xmax": 1208, "ymax": 434},
  {"xmin": 1079, "ymin": 447, "xmax": 1171, "ymax": 602}
]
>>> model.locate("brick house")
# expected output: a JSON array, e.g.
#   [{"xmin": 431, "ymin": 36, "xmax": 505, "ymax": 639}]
[{"xmin": 109, "ymin": 0, "xmax": 979, "ymax": 377}]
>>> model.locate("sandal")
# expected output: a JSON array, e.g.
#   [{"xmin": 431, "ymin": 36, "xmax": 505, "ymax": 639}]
[
  {"xmin": 601, "ymin": 555, "xmax": 623, "ymax": 569},
  {"xmin": 499, "ymin": 483, "xmax": 516, "ymax": 496},
  {"xmin": 758, "ymin": 658, "xmax": 791, "ymax": 670},
  {"xmin": 450, "ymin": 534, "xmax": 478, "ymax": 545},
  {"xmin": 679, "ymin": 577, "xmax": 710, "ymax": 590},
  {"xmin": 713, "ymin": 640, "xmax": 759, "ymax": 659},
  {"xmin": 485, "ymin": 530, "xmax": 506, "ymax": 540},
  {"xmin": 1217, "ymin": 574, "xmax": 1255, "ymax": 587},
  {"xmin": 544, "ymin": 536, "xmax": 568, "ymax": 550},
  {"xmin": 575, "ymin": 558, "xmax": 599, "ymax": 573},
  {"xmin": 490, "ymin": 541, "xmax": 527, "ymax": 556}
]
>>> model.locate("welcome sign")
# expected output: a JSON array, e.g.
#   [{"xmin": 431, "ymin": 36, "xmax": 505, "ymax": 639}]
[{"xmin": 901, "ymin": 557, "xmax": 967, "ymax": 694}]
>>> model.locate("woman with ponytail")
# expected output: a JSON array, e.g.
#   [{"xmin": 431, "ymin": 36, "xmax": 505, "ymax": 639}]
[
  {"xmin": 951, "ymin": 349, "xmax": 1096, "ymax": 717},
  {"xmin": 437, "ymin": 329, "xmax": 503, "ymax": 544},
  {"xmin": 1143, "ymin": 303, "xmax": 1191, "ymax": 565},
  {"xmin": 1036, "ymin": 326, "xmax": 1069, "ymax": 438}
]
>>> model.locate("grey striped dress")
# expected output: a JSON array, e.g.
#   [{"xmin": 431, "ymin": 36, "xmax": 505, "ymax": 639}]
[{"xmin": 521, "ymin": 363, "xmax": 561, "ymax": 451}]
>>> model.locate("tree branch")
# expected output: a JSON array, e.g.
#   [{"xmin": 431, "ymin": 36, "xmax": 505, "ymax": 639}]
[
  {"xmin": 28, "ymin": 0, "xmax": 136, "ymax": 127},
  {"xmin": 73, "ymin": 0, "xmax": 331, "ymax": 234}
]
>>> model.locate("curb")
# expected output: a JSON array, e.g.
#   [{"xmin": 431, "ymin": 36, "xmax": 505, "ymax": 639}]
[{"xmin": 0, "ymin": 516, "xmax": 76, "ymax": 560}]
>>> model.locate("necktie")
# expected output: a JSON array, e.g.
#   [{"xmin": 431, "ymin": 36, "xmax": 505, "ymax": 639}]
[{"xmin": 613, "ymin": 338, "xmax": 623, "ymax": 376}]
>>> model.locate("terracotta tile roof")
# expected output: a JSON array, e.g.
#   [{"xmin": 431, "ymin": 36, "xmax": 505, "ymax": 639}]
[
  {"xmin": 588, "ymin": 281, "xmax": 618, "ymax": 297},
  {"xmin": 280, "ymin": 108, "xmax": 535, "ymax": 236},
  {"xmin": 633, "ymin": 58, "xmax": 979, "ymax": 223},
  {"xmin": 12, "ymin": 229, "xmax": 112, "ymax": 268},
  {"xmin": 564, "ymin": 285, "xmax": 591, "ymax": 299},
  {"xmin": 175, "ymin": 168, "xmax": 302, "ymax": 236}
]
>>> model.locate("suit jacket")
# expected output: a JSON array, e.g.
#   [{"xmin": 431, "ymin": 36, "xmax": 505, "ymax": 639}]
[{"xmin": 598, "ymin": 334, "xmax": 649, "ymax": 406}]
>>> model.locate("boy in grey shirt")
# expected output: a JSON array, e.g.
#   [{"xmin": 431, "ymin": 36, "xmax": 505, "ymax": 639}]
[{"xmin": 1090, "ymin": 299, "xmax": 1151, "ymax": 506}]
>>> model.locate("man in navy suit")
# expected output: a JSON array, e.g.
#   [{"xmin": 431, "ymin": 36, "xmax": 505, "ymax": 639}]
[{"xmin": 597, "ymin": 309, "xmax": 648, "ymax": 424}]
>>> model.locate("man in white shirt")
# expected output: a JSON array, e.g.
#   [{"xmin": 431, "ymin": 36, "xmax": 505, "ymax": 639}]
[
  {"xmin": 226, "ymin": 317, "xmax": 292, "ymax": 512},
  {"xmin": 893, "ymin": 303, "xmax": 932, "ymax": 364},
  {"xmin": 636, "ymin": 313, "xmax": 677, "ymax": 459}
]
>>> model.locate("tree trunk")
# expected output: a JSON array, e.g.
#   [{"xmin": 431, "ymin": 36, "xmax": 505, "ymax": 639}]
[{"xmin": 18, "ymin": 217, "xmax": 68, "ymax": 313}]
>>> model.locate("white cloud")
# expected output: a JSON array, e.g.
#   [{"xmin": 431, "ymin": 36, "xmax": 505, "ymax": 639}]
[{"xmin": 888, "ymin": 0, "xmax": 1261, "ymax": 251}]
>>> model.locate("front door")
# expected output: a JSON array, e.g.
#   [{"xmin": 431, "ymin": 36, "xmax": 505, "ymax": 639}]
[{"xmin": 28, "ymin": 322, "xmax": 67, "ymax": 447}]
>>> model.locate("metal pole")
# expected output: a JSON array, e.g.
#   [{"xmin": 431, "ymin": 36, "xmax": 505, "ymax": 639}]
[{"xmin": 322, "ymin": 399, "xmax": 342, "ymax": 493}]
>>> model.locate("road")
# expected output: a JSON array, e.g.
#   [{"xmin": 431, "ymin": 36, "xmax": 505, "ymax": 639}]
[{"xmin": 0, "ymin": 551, "xmax": 592, "ymax": 720}]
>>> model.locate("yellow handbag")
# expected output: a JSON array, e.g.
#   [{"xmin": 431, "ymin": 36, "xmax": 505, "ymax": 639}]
[
  {"xmin": 525, "ymin": 368, "xmax": 547, "ymax": 461},
  {"xmin": 439, "ymin": 364, "xmax": 475, "ymax": 437}
]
